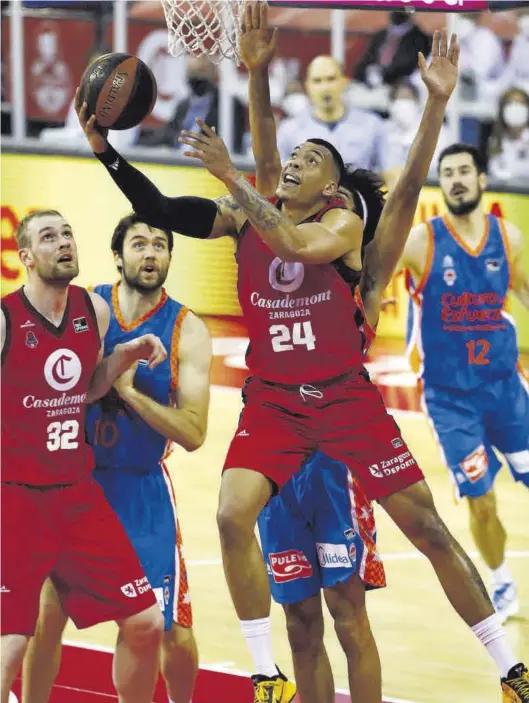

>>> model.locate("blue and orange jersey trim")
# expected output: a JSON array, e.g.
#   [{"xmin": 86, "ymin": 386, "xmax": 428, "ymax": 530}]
[
  {"xmin": 443, "ymin": 214, "xmax": 490, "ymax": 258},
  {"xmin": 111, "ymin": 282, "xmax": 169, "ymax": 332}
]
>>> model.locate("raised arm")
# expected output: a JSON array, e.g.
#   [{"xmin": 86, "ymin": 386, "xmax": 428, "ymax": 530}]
[
  {"xmin": 113, "ymin": 312, "xmax": 212, "ymax": 452},
  {"xmin": 240, "ymin": 1, "xmax": 282, "ymax": 196},
  {"xmin": 74, "ymin": 91, "xmax": 245, "ymax": 239},
  {"xmin": 180, "ymin": 119, "xmax": 363, "ymax": 265},
  {"xmin": 361, "ymin": 30, "xmax": 459, "ymax": 319}
]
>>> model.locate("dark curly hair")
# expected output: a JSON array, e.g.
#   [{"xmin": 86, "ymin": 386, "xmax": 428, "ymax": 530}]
[{"xmin": 340, "ymin": 167, "xmax": 387, "ymax": 258}]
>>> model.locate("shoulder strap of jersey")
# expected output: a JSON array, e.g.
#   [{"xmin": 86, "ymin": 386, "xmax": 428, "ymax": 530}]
[
  {"xmin": 170, "ymin": 305, "xmax": 190, "ymax": 391},
  {"xmin": 309, "ymin": 198, "xmax": 347, "ymax": 224},
  {"xmin": 80, "ymin": 287, "xmax": 101, "ymax": 345}
]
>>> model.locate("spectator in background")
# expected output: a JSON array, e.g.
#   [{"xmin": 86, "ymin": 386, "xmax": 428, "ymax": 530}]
[
  {"xmin": 355, "ymin": 9, "xmax": 431, "ymax": 89},
  {"xmin": 277, "ymin": 55, "xmax": 388, "ymax": 174},
  {"xmin": 382, "ymin": 79, "xmax": 450, "ymax": 189},
  {"xmin": 138, "ymin": 55, "xmax": 245, "ymax": 153},
  {"xmin": 492, "ymin": 9, "xmax": 529, "ymax": 98},
  {"xmin": 488, "ymin": 87, "xmax": 529, "ymax": 183},
  {"xmin": 456, "ymin": 13, "xmax": 505, "ymax": 100}
]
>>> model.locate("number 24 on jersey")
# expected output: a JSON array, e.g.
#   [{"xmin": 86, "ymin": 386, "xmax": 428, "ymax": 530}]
[{"xmin": 270, "ymin": 321, "xmax": 316, "ymax": 353}]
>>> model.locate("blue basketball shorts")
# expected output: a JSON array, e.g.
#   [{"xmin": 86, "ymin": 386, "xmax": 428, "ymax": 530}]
[
  {"xmin": 93, "ymin": 464, "xmax": 192, "ymax": 630},
  {"xmin": 422, "ymin": 369, "xmax": 529, "ymax": 499},
  {"xmin": 258, "ymin": 452, "xmax": 386, "ymax": 605}
]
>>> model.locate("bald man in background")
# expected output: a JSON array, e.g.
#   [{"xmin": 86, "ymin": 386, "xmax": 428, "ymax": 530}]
[{"xmin": 277, "ymin": 55, "xmax": 388, "ymax": 173}]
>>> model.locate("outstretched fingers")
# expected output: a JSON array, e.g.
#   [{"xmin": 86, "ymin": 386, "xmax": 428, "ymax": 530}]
[{"xmin": 448, "ymin": 32, "xmax": 460, "ymax": 66}]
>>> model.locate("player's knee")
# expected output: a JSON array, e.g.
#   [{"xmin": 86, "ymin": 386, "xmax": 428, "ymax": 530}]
[
  {"xmin": 332, "ymin": 608, "xmax": 371, "ymax": 655},
  {"xmin": 120, "ymin": 604, "xmax": 164, "ymax": 649},
  {"xmin": 216, "ymin": 504, "xmax": 254, "ymax": 547},
  {"xmin": 467, "ymin": 491, "xmax": 497, "ymax": 523},
  {"xmin": 284, "ymin": 600, "xmax": 324, "ymax": 657},
  {"xmin": 1, "ymin": 634, "xmax": 28, "ymax": 675},
  {"xmin": 162, "ymin": 624, "xmax": 197, "ymax": 659}
]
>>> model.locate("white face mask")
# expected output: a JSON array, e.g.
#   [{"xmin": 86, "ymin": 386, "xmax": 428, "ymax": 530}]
[
  {"xmin": 282, "ymin": 93, "xmax": 310, "ymax": 118},
  {"xmin": 503, "ymin": 102, "xmax": 529, "ymax": 129},
  {"xmin": 518, "ymin": 15, "xmax": 529, "ymax": 38},
  {"xmin": 457, "ymin": 17, "xmax": 475, "ymax": 41},
  {"xmin": 390, "ymin": 98, "xmax": 419, "ymax": 127}
]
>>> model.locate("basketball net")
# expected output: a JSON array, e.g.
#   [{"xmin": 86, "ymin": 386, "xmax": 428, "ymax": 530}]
[{"xmin": 161, "ymin": 0, "xmax": 247, "ymax": 65}]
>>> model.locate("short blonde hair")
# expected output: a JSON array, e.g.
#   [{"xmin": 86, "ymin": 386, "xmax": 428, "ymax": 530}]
[{"xmin": 15, "ymin": 210, "xmax": 63, "ymax": 250}]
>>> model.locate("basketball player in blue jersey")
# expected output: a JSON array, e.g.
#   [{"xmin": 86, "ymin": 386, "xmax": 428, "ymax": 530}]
[
  {"xmin": 401, "ymin": 142, "xmax": 529, "ymax": 624},
  {"xmin": 22, "ymin": 214, "xmax": 212, "ymax": 703}
]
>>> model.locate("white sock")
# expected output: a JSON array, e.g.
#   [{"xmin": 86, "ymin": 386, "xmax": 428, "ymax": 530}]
[
  {"xmin": 471, "ymin": 613, "xmax": 518, "ymax": 678},
  {"xmin": 240, "ymin": 617, "xmax": 278, "ymax": 678},
  {"xmin": 490, "ymin": 561, "xmax": 514, "ymax": 587}
]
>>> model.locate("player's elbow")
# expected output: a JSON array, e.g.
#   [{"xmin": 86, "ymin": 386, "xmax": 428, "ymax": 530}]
[{"xmin": 182, "ymin": 423, "xmax": 207, "ymax": 452}]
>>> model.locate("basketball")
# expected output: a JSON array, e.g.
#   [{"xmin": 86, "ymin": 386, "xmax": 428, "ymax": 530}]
[{"xmin": 78, "ymin": 52, "xmax": 157, "ymax": 131}]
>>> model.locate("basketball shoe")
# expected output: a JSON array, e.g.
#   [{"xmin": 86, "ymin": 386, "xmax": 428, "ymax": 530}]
[
  {"xmin": 501, "ymin": 663, "xmax": 529, "ymax": 702},
  {"xmin": 493, "ymin": 581, "xmax": 520, "ymax": 624},
  {"xmin": 251, "ymin": 668, "xmax": 296, "ymax": 703}
]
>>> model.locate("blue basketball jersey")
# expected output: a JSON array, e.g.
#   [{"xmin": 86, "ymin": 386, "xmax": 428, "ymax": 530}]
[
  {"xmin": 85, "ymin": 284, "xmax": 188, "ymax": 470},
  {"xmin": 407, "ymin": 214, "xmax": 518, "ymax": 391}
]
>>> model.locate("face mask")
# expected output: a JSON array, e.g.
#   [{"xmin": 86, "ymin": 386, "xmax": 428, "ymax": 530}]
[
  {"xmin": 518, "ymin": 15, "xmax": 529, "ymax": 38},
  {"xmin": 457, "ymin": 17, "xmax": 475, "ymax": 41},
  {"xmin": 503, "ymin": 102, "xmax": 529, "ymax": 128},
  {"xmin": 282, "ymin": 93, "xmax": 310, "ymax": 118},
  {"xmin": 188, "ymin": 77, "xmax": 213, "ymax": 97},
  {"xmin": 390, "ymin": 98, "xmax": 419, "ymax": 127}
]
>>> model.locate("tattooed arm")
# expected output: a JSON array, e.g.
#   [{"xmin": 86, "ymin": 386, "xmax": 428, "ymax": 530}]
[{"xmin": 180, "ymin": 119, "xmax": 363, "ymax": 265}]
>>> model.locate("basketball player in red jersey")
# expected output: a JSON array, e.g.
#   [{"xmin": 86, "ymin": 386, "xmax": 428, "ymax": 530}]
[
  {"xmin": 1, "ymin": 210, "xmax": 167, "ymax": 703},
  {"xmin": 76, "ymin": 23, "xmax": 529, "ymax": 697}
]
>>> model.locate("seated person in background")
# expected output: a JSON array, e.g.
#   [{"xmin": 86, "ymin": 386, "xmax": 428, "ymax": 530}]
[
  {"xmin": 382, "ymin": 78, "xmax": 450, "ymax": 189},
  {"xmin": 354, "ymin": 9, "xmax": 431, "ymax": 89},
  {"xmin": 455, "ymin": 13, "xmax": 505, "ymax": 100},
  {"xmin": 277, "ymin": 55, "xmax": 388, "ymax": 175},
  {"xmin": 138, "ymin": 55, "xmax": 245, "ymax": 154},
  {"xmin": 488, "ymin": 86, "xmax": 529, "ymax": 182}
]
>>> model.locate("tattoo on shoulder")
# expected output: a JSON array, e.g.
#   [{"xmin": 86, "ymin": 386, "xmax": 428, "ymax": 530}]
[{"xmin": 215, "ymin": 195, "xmax": 242, "ymax": 214}]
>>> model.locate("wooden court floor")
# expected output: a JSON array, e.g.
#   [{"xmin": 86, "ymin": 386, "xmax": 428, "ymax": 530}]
[{"xmin": 64, "ymin": 382, "xmax": 529, "ymax": 703}]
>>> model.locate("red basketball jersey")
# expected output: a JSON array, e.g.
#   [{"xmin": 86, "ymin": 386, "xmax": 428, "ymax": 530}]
[
  {"xmin": 2, "ymin": 285, "xmax": 101, "ymax": 486},
  {"xmin": 237, "ymin": 201, "xmax": 366, "ymax": 384}
]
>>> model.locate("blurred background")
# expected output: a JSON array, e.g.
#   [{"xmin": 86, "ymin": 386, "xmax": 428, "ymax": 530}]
[{"xmin": 1, "ymin": 0, "xmax": 528, "ymax": 344}]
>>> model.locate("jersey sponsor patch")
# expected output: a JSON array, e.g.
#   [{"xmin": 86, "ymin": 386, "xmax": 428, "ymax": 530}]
[
  {"xmin": 460, "ymin": 445, "xmax": 488, "ymax": 483},
  {"xmin": 269, "ymin": 549, "xmax": 313, "ymax": 583},
  {"xmin": 316, "ymin": 543, "xmax": 352, "ymax": 569},
  {"xmin": 25, "ymin": 331, "xmax": 38, "ymax": 348},
  {"xmin": 73, "ymin": 316, "xmax": 89, "ymax": 333},
  {"xmin": 153, "ymin": 587, "xmax": 165, "ymax": 612}
]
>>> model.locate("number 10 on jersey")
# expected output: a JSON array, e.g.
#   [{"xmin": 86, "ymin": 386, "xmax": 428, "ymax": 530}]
[{"xmin": 270, "ymin": 321, "xmax": 316, "ymax": 352}]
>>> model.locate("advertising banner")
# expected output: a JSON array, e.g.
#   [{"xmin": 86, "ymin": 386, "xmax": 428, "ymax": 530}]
[{"xmin": 2, "ymin": 153, "xmax": 528, "ymax": 349}]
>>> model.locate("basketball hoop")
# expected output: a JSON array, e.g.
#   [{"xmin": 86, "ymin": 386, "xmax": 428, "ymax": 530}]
[{"xmin": 161, "ymin": 0, "xmax": 247, "ymax": 65}]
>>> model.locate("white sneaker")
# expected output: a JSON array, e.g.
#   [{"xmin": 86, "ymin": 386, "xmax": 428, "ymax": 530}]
[{"xmin": 493, "ymin": 581, "xmax": 520, "ymax": 624}]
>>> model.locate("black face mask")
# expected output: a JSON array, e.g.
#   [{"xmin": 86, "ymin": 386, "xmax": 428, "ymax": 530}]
[
  {"xmin": 390, "ymin": 10, "xmax": 409, "ymax": 26},
  {"xmin": 189, "ymin": 77, "xmax": 213, "ymax": 97}
]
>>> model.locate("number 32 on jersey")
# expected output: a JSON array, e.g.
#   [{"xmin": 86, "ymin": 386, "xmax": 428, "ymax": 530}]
[{"xmin": 270, "ymin": 321, "xmax": 316, "ymax": 353}]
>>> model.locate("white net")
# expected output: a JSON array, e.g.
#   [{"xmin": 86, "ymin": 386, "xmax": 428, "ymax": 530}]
[{"xmin": 161, "ymin": 0, "xmax": 247, "ymax": 65}]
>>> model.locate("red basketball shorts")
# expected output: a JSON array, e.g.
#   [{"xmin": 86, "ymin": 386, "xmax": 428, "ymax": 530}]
[
  {"xmin": 223, "ymin": 372, "xmax": 424, "ymax": 499},
  {"xmin": 0, "ymin": 477, "xmax": 156, "ymax": 636}
]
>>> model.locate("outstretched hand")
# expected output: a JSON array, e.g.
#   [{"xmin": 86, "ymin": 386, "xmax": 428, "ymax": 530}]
[
  {"xmin": 74, "ymin": 87, "xmax": 109, "ymax": 154},
  {"xmin": 179, "ymin": 119, "xmax": 238, "ymax": 183},
  {"xmin": 419, "ymin": 29, "xmax": 459, "ymax": 101},
  {"xmin": 240, "ymin": 0, "xmax": 278, "ymax": 71}
]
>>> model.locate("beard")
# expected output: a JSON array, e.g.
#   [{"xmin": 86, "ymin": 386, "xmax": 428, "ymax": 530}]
[
  {"xmin": 122, "ymin": 265, "xmax": 168, "ymax": 292},
  {"xmin": 37, "ymin": 261, "xmax": 79, "ymax": 286},
  {"xmin": 444, "ymin": 188, "xmax": 483, "ymax": 216}
]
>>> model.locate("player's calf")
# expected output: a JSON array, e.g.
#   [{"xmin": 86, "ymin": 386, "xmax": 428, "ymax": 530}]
[
  {"xmin": 114, "ymin": 604, "xmax": 164, "ymax": 703},
  {"xmin": 324, "ymin": 576, "xmax": 382, "ymax": 703},
  {"xmin": 283, "ymin": 596, "xmax": 334, "ymax": 703},
  {"xmin": 1, "ymin": 634, "xmax": 28, "ymax": 703},
  {"xmin": 161, "ymin": 624, "xmax": 198, "ymax": 703}
]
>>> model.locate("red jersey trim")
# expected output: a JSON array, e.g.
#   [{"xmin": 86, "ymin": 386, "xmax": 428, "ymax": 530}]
[
  {"xmin": 111, "ymin": 282, "xmax": 169, "ymax": 332},
  {"xmin": 18, "ymin": 287, "xmax": 71, "ymax": 338}
]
